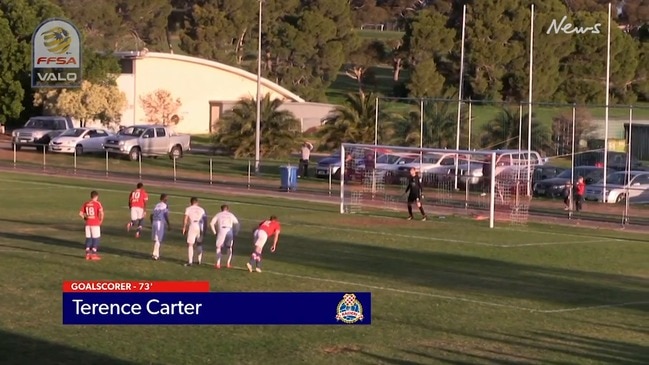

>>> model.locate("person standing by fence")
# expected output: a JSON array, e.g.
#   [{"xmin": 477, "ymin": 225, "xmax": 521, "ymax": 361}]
[{"xmin": 299, "ymin": 141, "xmax": 313, "ymax": 178}]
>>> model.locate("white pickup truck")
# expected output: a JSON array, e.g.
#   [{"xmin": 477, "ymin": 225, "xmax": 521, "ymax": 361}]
[{"xmin": 103, "ymin": 125, "xmax": 191, "ymax": 161}]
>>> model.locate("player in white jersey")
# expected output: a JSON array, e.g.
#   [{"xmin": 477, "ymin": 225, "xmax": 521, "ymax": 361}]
[
  {"xmin": 150, "ymin": 194, "xmax": 170, "ymax": 260},
  {"xmin": 182, "ymin": 197, "xmax": 207, "ymax": 267},
  {"xmin": 209, "ymin": 204, "xmax": 240, "ymax": 269}
]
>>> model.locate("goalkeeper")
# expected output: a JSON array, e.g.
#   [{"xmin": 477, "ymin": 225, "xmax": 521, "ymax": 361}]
[{"xmin": 405, "ymin": 168, "xmax": 428, "ymax": 221}]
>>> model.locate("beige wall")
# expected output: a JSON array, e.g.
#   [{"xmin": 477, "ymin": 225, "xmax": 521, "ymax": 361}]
[{"xmin": 114, "ymin": 52, "xmax": 305, "ymax": 135}]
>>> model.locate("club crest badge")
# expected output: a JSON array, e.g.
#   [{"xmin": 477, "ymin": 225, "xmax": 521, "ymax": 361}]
[{"xmin": 335, "ymin": 293, "xmax": 364, "ymax": 324}]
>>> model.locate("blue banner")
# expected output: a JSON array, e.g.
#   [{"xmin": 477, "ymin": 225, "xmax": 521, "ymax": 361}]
[{"xmin": 62, "ymin": 292, "xmax": 371, "ymax": 325}]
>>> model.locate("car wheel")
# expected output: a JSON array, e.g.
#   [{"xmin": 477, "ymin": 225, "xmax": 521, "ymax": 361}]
[
  {"xmin": 129, "ymin": 147, "xmax": 141, "ymax": 161},
  {"xmin": 615, "ymin": 194, "xmax": 626, "ymax": 204},
  {"xmin": 75, "ymin": 145, "xmax": 83, "ymax": 155}
]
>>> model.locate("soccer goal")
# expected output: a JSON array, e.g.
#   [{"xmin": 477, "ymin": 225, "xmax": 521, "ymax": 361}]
[{"xmin": 338, "ymin": 143, "xmax": 534, "ymax": 228}]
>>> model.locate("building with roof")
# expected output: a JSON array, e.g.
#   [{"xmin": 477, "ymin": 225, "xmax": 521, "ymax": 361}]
[{"xmin": 113, "ymin": 51, "xmax": 335, "ymax": 134}]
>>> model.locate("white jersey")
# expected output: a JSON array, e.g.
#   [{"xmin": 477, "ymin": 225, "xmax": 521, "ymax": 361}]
[
  {"xmin": 184, "ymin": 205, "xmax": 206, "ymax": 226},
  {"xmin": 210, "ymin": 211, "xmax": 240, "ymax": 234},
  {"xmin": 151, "ymin": 202, "xmax": 169, "ymax": 223}
]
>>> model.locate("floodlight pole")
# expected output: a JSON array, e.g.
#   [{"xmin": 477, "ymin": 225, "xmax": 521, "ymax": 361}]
[
  {"xmin": 527, "ymin": 3, "xmax": 534, "ymax": 196},
  {"xmin": 254, "ymin": 0, "xmax": 263, "ymax": 175},
  {"xmin": 602, "ymin": 2, "xmax": 612, "ymax": 202},
  {"xmin": 454, "ymin": 4, "xmax": 467, "ymax": 190}
]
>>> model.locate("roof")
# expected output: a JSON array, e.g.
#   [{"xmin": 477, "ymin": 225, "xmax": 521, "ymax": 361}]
[{"xmin": 115, "ymin": 51, "xmax": 305, "ymax": 103}]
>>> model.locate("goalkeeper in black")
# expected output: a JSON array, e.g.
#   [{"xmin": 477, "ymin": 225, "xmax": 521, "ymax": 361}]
[{"xmin": 405, "ymin": 168, "xmax": 427, "ymax": 221}]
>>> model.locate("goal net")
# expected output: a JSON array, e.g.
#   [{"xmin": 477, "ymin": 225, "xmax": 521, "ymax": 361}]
[{"xmin": 338, "ymin": 144, "xmax": 535, "ymax": 228}]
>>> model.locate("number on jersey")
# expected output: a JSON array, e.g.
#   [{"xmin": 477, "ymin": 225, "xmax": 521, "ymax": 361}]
[
  {"xmin": 131, "ymin": 191, "xmax": 141, "ymax": 202},
  {"xmin": 85, "ymin": 206, "xmax": 96, "ymax": 218}
]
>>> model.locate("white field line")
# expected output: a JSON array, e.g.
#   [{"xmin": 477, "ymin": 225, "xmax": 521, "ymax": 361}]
[{"xmin": 0, "ymin": 177, "xmax": 639, "ymax": 248}]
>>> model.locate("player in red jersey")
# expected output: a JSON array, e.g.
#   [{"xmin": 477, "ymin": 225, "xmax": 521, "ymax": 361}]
[
  {"xmin": 127, "ymin": 182, "xmax": 149, "ymax": 238},
  {"xmin": 79, "ymin": 190, "xmax": 104, "ymax": 260},
  {"xmin": 246, "ymin": 215, "xmax": 281, "ymax": 273}
]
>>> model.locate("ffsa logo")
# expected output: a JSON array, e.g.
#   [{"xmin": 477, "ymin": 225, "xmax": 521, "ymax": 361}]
[
  {"xmin": 31, "ymin": 18, "xmax": 82, "ymax": 88},
  {"xmin": 546, "ymin": 16, "xmax": 602, "ymax": 35}
]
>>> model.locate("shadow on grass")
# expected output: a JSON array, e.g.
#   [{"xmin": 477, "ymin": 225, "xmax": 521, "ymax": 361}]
[
  {"xmin": 272, "ymin": 234, "xmax": 649, "ymax": 312},
  {"xmin": 0, "ymin": 329, "xmax": 139, "ymax": 365},
  {"xmin": 360, "ymin": 327, "xmax": 649, "ymax": 364}
]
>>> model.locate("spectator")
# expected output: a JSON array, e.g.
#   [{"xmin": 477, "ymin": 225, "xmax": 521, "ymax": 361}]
[{"xmin": 298, "ymin": 141, "xmax": 313, "ymax": 178}]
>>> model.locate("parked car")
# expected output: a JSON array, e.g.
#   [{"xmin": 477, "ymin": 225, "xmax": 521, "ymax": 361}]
[
  {"xmin": 12, "ymin": 116, "xmax": 74, "ymax": 151},
  {"xmin": 396, "ymin": 152, "xmax": 458, "ymax": 176},
  {"xmin": 532, "ymin": 165, "xmax": 566, "ymax": 187},
  {"xmin": 49, "ymin": 128, "xmax": 113, "ymax": 154},
  {"xmin": 585, "ymin": 170, "xmax": 649, "ymax": 203},
  {"xmin": 374, "ymin": 153, "xmax": 419, "ymax": 172},
  {"xmin": 103, "ymin": 125, "xmax": 191, "ymax": 160},
  {"xmin": 575, "ymin": 151, "xmax": 642, "ymax": 171},
  {"xmin": 533, "ymin": 166, "xmax": 612, "ymax": 198},
  {"xmin": 315, "ymin": 152, "xmax": 365, "ymax": 179}
]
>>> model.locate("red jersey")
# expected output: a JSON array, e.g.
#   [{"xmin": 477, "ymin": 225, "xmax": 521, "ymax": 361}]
[
  {"xmin": 258, "ymin": 220, "xmax": 280, "ymax": 236},
  {"xmin": 576, "ymin": 181, "xmax": 586, "ymax": 196},
  {"xmin": 80, "ymin": 200, "xmax": 104, "ymax": 226},
  {"xmin": 129, "ymin": 189, "xmax": 149, "ymax": 209}
]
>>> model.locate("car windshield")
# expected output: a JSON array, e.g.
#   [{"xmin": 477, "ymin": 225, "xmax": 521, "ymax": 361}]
[
  {"xmin": 24, "ymin": 118, "xmax": 67, "ymax": 130},
  {"xmin": 420, "ymin": 154, "xmax": 443, "ymax": 164},
  {"xmin": 377, "ymin": 154, "xmax": 403, "ymax": 164},
  {"xmin": 600, "ymin": 173, "xmax": 632, "ymax": 185},
  {"xmin": 60, "ymin": 129, "xmax": 85, "ymax": 137},
  {"xmin": 118, "ymin": 127, "xmax": 147, "ymax": 136}
]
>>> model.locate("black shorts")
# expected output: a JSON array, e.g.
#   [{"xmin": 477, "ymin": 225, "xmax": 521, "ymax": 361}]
[{"xmin": 407, "ymin": 195, "xmax": 420, "ymax": 203}]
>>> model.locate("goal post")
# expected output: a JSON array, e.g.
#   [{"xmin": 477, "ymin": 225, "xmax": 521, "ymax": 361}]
[{"xmin": 339, "ymin": 144, "xmax": 532, "ymax": 228}]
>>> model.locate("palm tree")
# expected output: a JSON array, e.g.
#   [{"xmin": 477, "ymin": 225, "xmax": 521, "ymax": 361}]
[
  {"xmin": 385, "ymin": 101, "xmax": 471, "ymax": 149},
  {"xmin": 479, "ymin": 107, "xmax": 552, "ymax": 154},
  {"xmin": 317, "ymin": 92, "xmax": 380, "ymax": 150},
  {"xmin": 213, "ymin": 94, "xmax": 301, "ymax": 158}
]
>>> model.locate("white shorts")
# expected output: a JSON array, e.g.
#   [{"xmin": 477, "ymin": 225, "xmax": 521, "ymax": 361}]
[
  {"xmin": 253, "ymin": 229, "xmax": 268, "ymax": 249},
  {"xmin": 130, "ymin": 207, "xmax": 145, "ymax": 221},
  {"xmin": 186, "ymin": 224, "xmax": 201, "ymax": 244},
  {"xmin": 85, "ymin": 226, "xmax": 101, "ymax": 238},
  {"xmin": 216, "ymin": 229, "xmax": 234, "ymax": 248}
]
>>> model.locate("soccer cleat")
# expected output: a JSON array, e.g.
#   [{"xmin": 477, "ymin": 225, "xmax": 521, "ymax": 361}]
[
  {"xmin": 227, "ymin": 263, "xmax": 232, "ymax": 269},
  {"xmin": 126, "ymin": 222, "xmax": 131, "ymax": 232},
  {"xmin": 255, "ymin": 268, "xmax": 262, "ymax": 273},
  {"xmin": 85, "ymin": 253, "xmax": 91, "ymax": 260},
  {"xmin": 422, "ymin": 216, "xmax": 427, "ymax": 221},
  {"xmin": 407, "ymin": 216, "xmax": 413, "ymax": 220},
  {"xmin": 184, "ymin": 263, "xmax": 192, "ymax": 267},
  {"xmin": 215, "ymin": 263, "xmax": 221, "ymax": 269},
  {"xmin": 246, "ymin": 263, "xmax": 253, "ymax": 272},
  {"xmin": 135, "ymin": 231, "xmax": 140, "ymax": 238},
  {"xmin": 90, "ymin": 254, "xmax": 101, "ymax": 261},
  {"xmin": 152, "ymin": 255, "xmax": 159, "ymax": 261}
]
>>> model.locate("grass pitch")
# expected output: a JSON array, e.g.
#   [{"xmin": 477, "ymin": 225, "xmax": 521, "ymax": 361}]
[{"xmin": 0, "ymin": 172, "xmax": 647, "ymax": 365}]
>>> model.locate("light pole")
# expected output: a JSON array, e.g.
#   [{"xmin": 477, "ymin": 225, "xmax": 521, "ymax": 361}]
[{"xmin": 254, "ymin": 0, "xmax": 263, "ymax": 174}]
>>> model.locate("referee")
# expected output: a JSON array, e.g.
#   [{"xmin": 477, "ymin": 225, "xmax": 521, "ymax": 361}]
[{"xmin": 405, "ymin": 168, "xmax": 427, "ymax": 221}]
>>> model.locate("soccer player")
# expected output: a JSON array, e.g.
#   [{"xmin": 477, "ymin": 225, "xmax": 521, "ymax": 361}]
[
  {"xmin": 127, "ymin": 182, "xmax": 149, "ymax": 238},
  {"xmin": 151, "ymin": 194, "xmax": 170, "ymax": 260},
  {"xmin": 209, "ymin": 204, "xmax": 240, "ymax": 269},
  {"xmin": 246, "ymin": 215, "xmax": 281, "ymax": 273},
  {"xmin": 79, "ymin": 190, "xmax": 104, "ymax": 260},
  {"xmin": 182, "ymin": 197, "xmax": 207, "ymax": 266},
  {"xmin": 405, "ymin": 167, "xmax": 427, "ymax": 221}
]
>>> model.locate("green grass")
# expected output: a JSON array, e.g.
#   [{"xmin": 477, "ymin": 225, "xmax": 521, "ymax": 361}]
[
  {"xmin": 0, "ymin": 172, "xmax": 648, "ymax": 364},
  {"xmin": 355, "ymin": 29, "xmax": 405, "ymax": 40}
]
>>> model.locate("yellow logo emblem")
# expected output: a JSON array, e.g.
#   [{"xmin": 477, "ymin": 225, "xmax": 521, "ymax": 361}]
[{"xmin": 41, "ymin": 26, "xmax": 72, "ymax": 54}]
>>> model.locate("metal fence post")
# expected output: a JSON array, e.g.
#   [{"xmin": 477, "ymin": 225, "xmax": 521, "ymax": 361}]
[
  {"xmin": 328, "ymin": 165, "xmax": 332, "ymax": 196},
  {"xmin": 105, "ymin": 150, "xmax": 109, "ymax": 176},
  {"xmin": 12, "ymin": 143, "xmax": 16, "ymax": 168},
  {"xmin": 42, "ymin": 146, "xmax": 46, "ymax": 170},
  {"xmin": 209, "ymin": 158, "xmax": 213, "ymax": 185},
  {"xmin": 247, "ymin": 160, "xmax": 251, "ymax": 189},
  {"xmin": 73, "ymin": 148, "xmax": 77, "ymax": 174},
  {"xmin": 138, "ymin": 153, "xmax": 142, "ymax": 179},
  {"xmin": 173, "ymin": 157, "xmax": 177, "ymax": 182}
]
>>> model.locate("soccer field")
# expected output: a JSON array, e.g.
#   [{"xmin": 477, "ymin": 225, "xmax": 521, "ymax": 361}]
[{"xmin": 0, "ymin": 172, "xmax": 647, "ymax": 365}]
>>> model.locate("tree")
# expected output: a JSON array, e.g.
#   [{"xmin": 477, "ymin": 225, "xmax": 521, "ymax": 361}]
[
  {"xmin": 0, "ymin": 0, "xmax": 63, "ymax": 127},
  {"xmin": 139, "ymin": 90, "xmax": 182, "ymax": 126},
  {"xmin": 212, "ymin": 94, "xmax": 301, "ymax": 158},
  {"xmin": 266, "ymin": 0, "xmax": 358, "ymax": 101},
  {"xmin": 385, "ymin": 99, "xmax": 470, "ymax": 148},
  {"xmin": 345, "ymin": 40, "xmax": 385, "ymax": 95},
  {"xmin": 408, "ymin": 58, "xmax": 445, "ymax": 98},
  {"xmin": 479, "ymin": 107, "xmax": 552, "ymax": 154},
  {"xmin": 317, "ymin": 92, "xmax": 381, "ymax": 150},
  {"xmin": 33, "ymin": 80, "xmax": 127, "ymax": 127},
  {"xmin": 632, "ymin": 41, "xmax": 649, "ymax": 100},
  {"xmin": 551, "ymin": 107, "xmax": 594, "ymax": 155},
  {"xmin": 180, "ymin": 0, "xmax": 258, "ymax": 66},
  {"xmin": 52, "ymin": 0, "xmax": 123, "ymax": 51}
]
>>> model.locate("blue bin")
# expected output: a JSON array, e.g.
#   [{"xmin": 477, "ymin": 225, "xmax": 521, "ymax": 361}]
[{"xmin": 279, "ymin": 165, "xmax": 298, "ymax": 191}]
